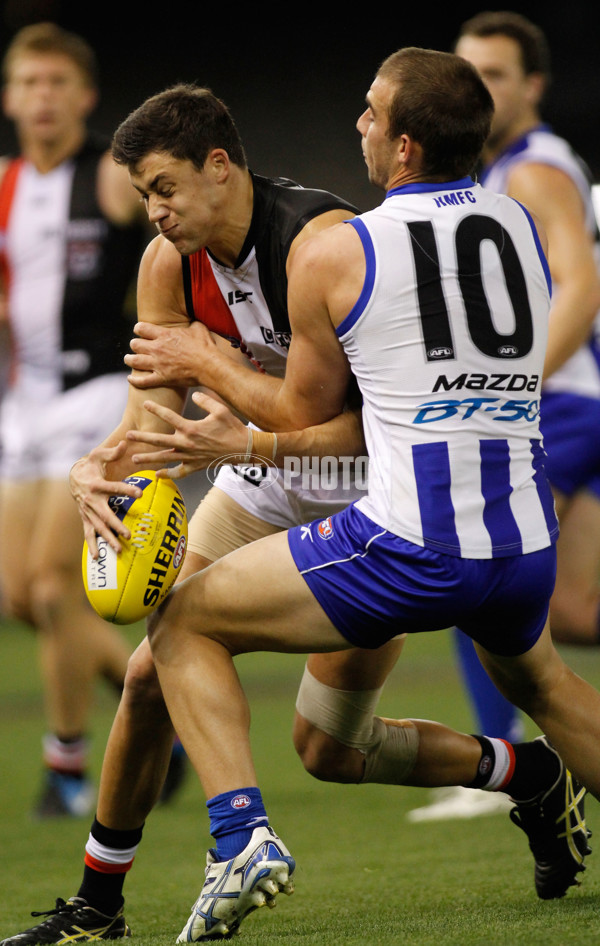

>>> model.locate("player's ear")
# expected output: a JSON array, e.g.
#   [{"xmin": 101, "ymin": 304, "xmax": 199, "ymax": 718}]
[
  {"xmin": 207, "ymin": 148, "xmax": 230, "ymax": 184},
  {"xmin": 524, "ymin": 71, "xmax": 545, "ymax": 109}
]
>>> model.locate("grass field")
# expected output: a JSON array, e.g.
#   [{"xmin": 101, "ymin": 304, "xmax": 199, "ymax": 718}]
[{"xmin": 1, "ymin": 618, "xmax": 600, "ymax": 945}]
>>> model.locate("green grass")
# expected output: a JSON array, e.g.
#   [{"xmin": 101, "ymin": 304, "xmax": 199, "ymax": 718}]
[{"xmin": 1, "ymin": 620, "xmax": 600, "ymax": 945}]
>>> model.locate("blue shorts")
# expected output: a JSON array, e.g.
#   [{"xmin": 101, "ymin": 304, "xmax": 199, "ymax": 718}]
[
  {"xmin": 540, "ymin": 391, "xmax": 600, "ymax": 500},
  {"xmin": 288, "ymin": 504, "xmax": 556, "ymax": 657}
]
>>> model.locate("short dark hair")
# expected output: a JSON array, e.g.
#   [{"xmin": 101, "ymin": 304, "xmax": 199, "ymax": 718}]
[
  {"xmin": 377, "ymin": 47, "xmax": 494, "ymax": 179},
  {"xmin": 111, "ymin": 83, "xmax": 247, "ymax": 172},
  {"xmin": 2, "ymin": 22, "xmax": 98, "ymax": 87},
  {"xmin": 455, "ymin": 11, "xmax": 551, "ymax": 78}
]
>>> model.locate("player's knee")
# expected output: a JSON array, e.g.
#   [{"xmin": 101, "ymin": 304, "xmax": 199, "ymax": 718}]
[
  {"xmin": 0, "ymin": 579, "xmax": 33, "ymax": 624},
  {"xmin": 293, "ymin": 716, "xmax": 358, "ymax": 782},
  {"xmin": 294, "ymin": 664, "xmax": 420, "ymax": 785},
  {"xmin": 28, "ymin": 565, "xmax": 75, "ymax": 625},
  {"xmin": 123, "ymin": 645, "xmax": 165, "ymax": 711}
]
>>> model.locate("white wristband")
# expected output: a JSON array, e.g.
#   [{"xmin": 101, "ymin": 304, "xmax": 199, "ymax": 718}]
[{"xmin": 243, "ymin": 426, "xmax": 253, "ymax": 462}]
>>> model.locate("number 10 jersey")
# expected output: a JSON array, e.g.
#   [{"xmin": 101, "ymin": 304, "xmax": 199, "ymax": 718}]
[{"xmin": 337, "ymin": 177, "xmax": 558, "ymax": 559}]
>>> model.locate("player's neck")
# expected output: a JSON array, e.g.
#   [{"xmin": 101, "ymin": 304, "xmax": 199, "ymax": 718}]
[
  {"xmin": 206, "ymin": 168, "xmax": 254, "ymax": 268},
  {"xmin": 483, "ymin": 113, "xmax": 541, "ymax": 165},
  {"xmin": 21, "ymin": 125, "xmax": 87, "ymax": 174}
]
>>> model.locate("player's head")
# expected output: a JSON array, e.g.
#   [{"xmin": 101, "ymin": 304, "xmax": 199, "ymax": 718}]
[
  {"xmin": 367, "ymin": 47, "xmax": 493, "ymax": 181},
  {"xmin": 2, "ymin": 21, "xmax": 98, "ymax": 88},
  {"xmin": 111, "ymin": 84, "xmax": 247, "ymax": 173},
  {"xmin": 454, "ymin": 12, "xmax": 549, "ymax": 149},
  {"xmin": 2, "ymin": 23, "xmax": 99, "ymax": 140},
  {"xmin": 454, "ymin": 11, "xmax": 551, "ymax": 81}
]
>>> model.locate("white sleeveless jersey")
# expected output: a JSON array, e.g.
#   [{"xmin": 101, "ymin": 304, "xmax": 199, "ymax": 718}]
[
  {"xmin": 481, "ymin": 125, "xmax": 600, "ymax": 399},
  {"xmin": 3, "ymin": 160, "xmax": 74, "ymax": 395},
  {"xmin": 337, "ymin": 178, "xmax": 558, "ymax": 559}
]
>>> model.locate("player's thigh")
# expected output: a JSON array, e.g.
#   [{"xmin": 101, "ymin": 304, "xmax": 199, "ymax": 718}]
[
  {"xmin": 187, "ymin": 486, "xmax": 282, "ymax": 562},
  {"xmin": 306, "ymin": 636, "xmax": 406, "ymax": 690},
  {"xmin": 177, "ymin": 551, "xmax": 214, "ymax": 583},
  {"xmin": 473, "ymin": 620, "xmax": 563, "ymax": 709},
  {"xmin": 163, "ymin": 530, "xmax": 350, "ymax": 655},
  {"xmin": 27, "ymin": 479, "xmax": 89, "ymax": 576},
  {"xmin": 554, "ymin": 489, "xmax": 600, "ymax": 591},
  {"xmin": 0, "ymin": 480, "xmax": 40, "ymax": 597}
]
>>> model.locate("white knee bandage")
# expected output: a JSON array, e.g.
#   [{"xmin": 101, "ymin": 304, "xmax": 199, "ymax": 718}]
[{"xmin": 295, "ymin": 665, "xmax": 420, "ymax": 784}]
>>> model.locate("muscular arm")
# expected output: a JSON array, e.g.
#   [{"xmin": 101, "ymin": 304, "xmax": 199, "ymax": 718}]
[
  {"xmin": 270, "ymin": 222, "xmax": 364, "ymax": 428},
  {"xmin": 507, "ymin": 163, "xmax": 600, "ymax": 379},
  {"xmin": 124, "ymin": 208, "xmax": 358, "ymax": 430},
  {"xmin": 127, "ymin": 391, "xmax": 365, "ymax": 480}
]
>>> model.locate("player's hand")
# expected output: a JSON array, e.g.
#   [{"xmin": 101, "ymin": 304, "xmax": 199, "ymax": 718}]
[
  {"xmin": 125, "ymin": 320, "xmax": 219, "ymax": 389},
  {"xmin": 69, "ymin": 442, "xmax": 143, "ymax": 558},
  {"xmin": 126, "ymin": 391, "xmax": 249, "ymax": 479}
]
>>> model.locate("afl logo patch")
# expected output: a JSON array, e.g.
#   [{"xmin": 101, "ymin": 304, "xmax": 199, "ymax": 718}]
[
  {"xmin": 173, "ymin": 536, "xmax": 186, "ymax": 569},
  {"xmin": 318, "ymin": 517, "xmax": 334, "ymax": 540},
  {"xmin": 427, "ymin": 346, "xmax": 453, "ymax": 360},
  {"xmin": 231, "ymin": 794, "xmax": 251, "ymax": 810}
]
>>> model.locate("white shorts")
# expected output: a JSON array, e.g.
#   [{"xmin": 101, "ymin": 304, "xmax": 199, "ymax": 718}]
[
  {"xmin": 209, "ymin": 462, "xmax": 365, "ymax": 530},
  {"xmin": 0, "ymin": 372, "xmax": 130, "ymax": 481}
]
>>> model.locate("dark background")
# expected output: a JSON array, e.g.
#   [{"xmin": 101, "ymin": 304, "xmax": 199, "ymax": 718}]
[{"xmin": 1, "ymin": 0, "xmax": 599, "ymax": 212}]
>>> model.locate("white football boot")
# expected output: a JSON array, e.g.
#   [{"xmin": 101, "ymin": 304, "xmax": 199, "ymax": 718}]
[{"xmin": 176, "ymin": 825, "xmax": 295, "ymax": 942}]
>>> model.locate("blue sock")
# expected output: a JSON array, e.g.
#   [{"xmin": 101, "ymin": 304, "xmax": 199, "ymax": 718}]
[
  {"xmin": 207, "ymin": 787, "xmax": 268, "ymax": 861},
  {"xmin": 453, "ymin": 628, "xmax": 525, "ymax": 742}
]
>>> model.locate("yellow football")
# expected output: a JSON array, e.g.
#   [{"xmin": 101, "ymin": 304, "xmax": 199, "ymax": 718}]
[{"xmin": 82, "ymin": 470, "xmax": 188, "ymax": 624}]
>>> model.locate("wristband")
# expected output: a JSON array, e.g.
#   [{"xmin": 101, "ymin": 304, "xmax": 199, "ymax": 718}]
[
  {"xmin": 248, "ymin": 430, "xmax": 278, "ymax": 463},
  {"xmin": 242, "ymin": 426, "xmax": 254, "ymax": 462}
]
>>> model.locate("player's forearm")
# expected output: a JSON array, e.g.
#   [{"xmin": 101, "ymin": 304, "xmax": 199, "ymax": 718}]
[
  {"xmin": 204, "ymin": 350, "xmax": 304, "ymax": 432},
  {"xmin": 270, "ymin": 409, "xmax": 366, "ymax": 467}
]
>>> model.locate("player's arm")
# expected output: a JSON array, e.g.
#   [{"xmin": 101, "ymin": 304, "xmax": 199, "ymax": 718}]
[
  {"xmin": 271, "ymin": 221, "xmax": 364, "ymax": 429},
  {"xmin": 123, "ymin": 207, "xmax": 357, "ymax": 427},
  {"xmin": 97, "ymin": 150, "xmax": 150, "ymax": 228},
  {"xmin": 507, "ymin": 162, "xmax": 600, "ymax": 379},
  {"xmin": 125, "ymin": 390, "xmax": 365, "ymax": 480},
  {"xmin": 70, "ymin": 236, "xmax": 189, "ymax": 556}
]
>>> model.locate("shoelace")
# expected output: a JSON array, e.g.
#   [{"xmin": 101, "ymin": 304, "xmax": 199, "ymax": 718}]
[{"xmin": 30, "ymin": 898, "xmax": 75, "ymax": 919}]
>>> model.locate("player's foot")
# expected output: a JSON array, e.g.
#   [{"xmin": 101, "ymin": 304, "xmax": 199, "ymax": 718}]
[
  {"xmin": 0, "ymin": 897, "xmax": 130, "ymax": 944},
  {"xmin": 509, "ymin": 736, "xmax": 592, "ymax": 899},
  {"xmin": 177, "ymin": 825, "xmax": 295, "ymax": 942},
  {"xmin": 32, "ymin": 772, "xmax": 95, "ymax": 819},
  {"xmin": 406, "ymin": 786, "xmax": 513, "ymax": 822}
]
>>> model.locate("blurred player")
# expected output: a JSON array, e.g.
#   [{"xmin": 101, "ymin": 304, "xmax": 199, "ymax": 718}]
[
  {"xmin": 409, "ymin": 10, "xmax": 600, "ymax": 822},
  {"xmin": 0, "ymin": 23, "xmax": 148, "ymax": 817}
]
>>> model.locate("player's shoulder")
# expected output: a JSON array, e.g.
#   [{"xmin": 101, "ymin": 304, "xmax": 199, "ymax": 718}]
[
  {"xmin": 253, "ymin": 173, "xmax": 358, "ymax": 234},
  {"xmin": 292, "ymin": 218, "xmax": 363, "ymax": 278},
  {"xmin": 138, "ymin": 235, "xmax": 187, "ymax": 307},
  {"xmin": 253, "ymin": 173, "xmax": 358, "ymax": 269}
]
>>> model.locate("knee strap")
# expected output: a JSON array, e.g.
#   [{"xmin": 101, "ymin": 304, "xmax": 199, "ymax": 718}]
[
  {"xmin": 295, "ymin": 665, "xmax": 419, "ymax": 784},
  {"xmin": 361, "ymin": 716, "xmax": 419, "ymax": 784},
  {"xmin": 295, "ymin": 664, "xmax": 384, "ymax": 751}
]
